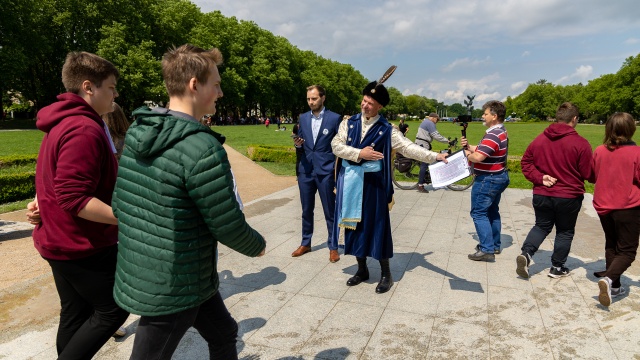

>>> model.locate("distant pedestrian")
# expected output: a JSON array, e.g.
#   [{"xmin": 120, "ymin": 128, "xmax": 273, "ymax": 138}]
[
  {"xmin": 265, "ymin": 118, "xmax": 270, "ymax": 128},
  {"xmin": 517, "ymin": 102, "xmax": 594, "ymax": 279},
  {"xmin": 398, "ymin": 118, "xmax": 409, "ymax": 136},
  {"xmin": 592, "ymin": 112, "xmax": 640, "ymax": 307},
  {"xmin": 415, "ymin": 112, "xmax": 451, "ymax": 192}
]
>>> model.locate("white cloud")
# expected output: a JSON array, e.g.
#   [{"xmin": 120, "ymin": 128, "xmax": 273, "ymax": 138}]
[
  {"xmin": 511, "ymin": 81, "xmax": 527, "ymax": 90},
  {"xmin": 442, "ymin": 57, "xmax": 491, "ymax": 72},
  {"xmin": 556, "ymin": 65, "xmax": 594, "ymax": 84},
  {"xmin": 191, "ymin": 0, "xmax": 640, "ymax": 103}
]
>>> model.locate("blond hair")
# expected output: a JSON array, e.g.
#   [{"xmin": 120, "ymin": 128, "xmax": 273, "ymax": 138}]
[{"xmin": 162, "ymin": 44, "xmax": 223, "ymax": 97}]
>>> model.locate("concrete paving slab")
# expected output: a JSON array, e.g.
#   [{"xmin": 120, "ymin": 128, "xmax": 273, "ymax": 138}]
[{"xmin": 2, "ymin": 185, "xmax": 640, "ymax": 359}]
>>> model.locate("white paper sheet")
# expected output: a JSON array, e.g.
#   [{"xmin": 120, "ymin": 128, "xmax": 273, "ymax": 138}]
[{"xmin": 428, "ymin": 149, "xmax": 472, "ymax": 188}]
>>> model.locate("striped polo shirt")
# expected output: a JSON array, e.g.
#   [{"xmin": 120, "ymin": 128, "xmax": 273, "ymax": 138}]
[{"xmin": 474, "ymin": 124, "xmax": 508, "ymax": 175}]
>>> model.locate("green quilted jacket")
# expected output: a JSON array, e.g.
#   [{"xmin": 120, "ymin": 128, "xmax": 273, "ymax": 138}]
[{"xmin": 112, "ymin": 107, "xmax": 265, "ymax": 316}]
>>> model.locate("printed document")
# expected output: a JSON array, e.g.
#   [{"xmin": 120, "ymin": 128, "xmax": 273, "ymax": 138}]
[{"xmin": 428, "ymin": 149, "xmax": 472, "ymax": 188}]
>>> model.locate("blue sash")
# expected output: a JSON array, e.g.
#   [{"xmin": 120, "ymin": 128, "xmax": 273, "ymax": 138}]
[{"xmin": 338, "ymin": 159, "xmax": 382, "ymax": 229}]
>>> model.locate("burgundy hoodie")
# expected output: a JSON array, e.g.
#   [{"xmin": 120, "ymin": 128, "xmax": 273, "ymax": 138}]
[
  {"xmin": 33, "ymin": 93, "xmax": 118, "ymax": 260},
  {"xmin": 521, "ymin": 122, "xmax": 594, "ymax": 199}
]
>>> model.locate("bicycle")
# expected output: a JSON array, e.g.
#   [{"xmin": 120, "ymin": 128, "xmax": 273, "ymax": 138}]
[{"xmin": 392, "ymin": 137, "xmax": 475, "ymax": 191}]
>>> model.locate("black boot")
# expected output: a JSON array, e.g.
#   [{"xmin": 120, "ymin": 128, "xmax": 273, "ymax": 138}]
[
  {"xmin": 347, "ymin": 257, "xmax": 369, "ymax": 286},
  {"xmin": 375, "ymin": 259, "xmax": 393, "ymax": 294}
]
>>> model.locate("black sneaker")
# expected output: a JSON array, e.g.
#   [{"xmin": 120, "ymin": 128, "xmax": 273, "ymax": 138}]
[
  {"xmin": 548, "ymin": 266, "xmax": 571, "ymax": 278},
  {"xmin": 516, "ymin": 254, "xmax": 532, "ymax": 278}
]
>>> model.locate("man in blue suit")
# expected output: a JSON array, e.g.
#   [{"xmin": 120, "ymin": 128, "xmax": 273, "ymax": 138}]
[{"xmin": 291, "ymin": 85, "xmax": 342, "ymax": 263}]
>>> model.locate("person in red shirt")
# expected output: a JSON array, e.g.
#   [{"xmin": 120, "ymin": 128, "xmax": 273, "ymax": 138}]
[
  {"xmin": 27, "ymin": 52, "xmax": 129, "ymax": 359},
  {"xmin": 592, "ymin": 112, "xmax": 640, "ymax": 307},
  {"xmin": 517, "ymin": 102, "xmax": 594, "ymax": 279},
  {"xmin": 461, "ymin": 100, "xmax": 510, "ymax": 261}
]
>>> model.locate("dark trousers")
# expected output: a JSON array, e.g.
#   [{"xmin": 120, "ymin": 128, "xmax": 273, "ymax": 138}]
[
  {"xmin": 47, "ymin": 245, "xmax": 129, "ymax": 360},
  {"xmin": 417, "ymin": 143, "xmax": 431, "ymax": 185},
  {"xmin": 298, "ymin": 171, "xmax": 336, "ymax": 249},
  {"xmin": 521, "ymin": 194, "xmax": 583, "ymax": 267},
  {"xmin": 598, "ymin": 207, "xmax": 640, "ymax": 288},
  {"xmin": 130, "ymin": 292, "xmax": 238, "ymax": 360}
]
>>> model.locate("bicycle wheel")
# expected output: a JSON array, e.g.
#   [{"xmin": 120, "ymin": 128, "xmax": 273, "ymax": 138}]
[
  {"xmin": 392, "ymin": 154, "xmax": 419, "ymax": 190},
  {"xmin": 447, "ymin": 163, "xmax": 475, "ymax": 191}
]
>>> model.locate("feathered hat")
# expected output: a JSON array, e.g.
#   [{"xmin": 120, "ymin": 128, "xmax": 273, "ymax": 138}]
[{"xmin": 362, "ymin": 65, "xmax": 397, "ymax": 107}]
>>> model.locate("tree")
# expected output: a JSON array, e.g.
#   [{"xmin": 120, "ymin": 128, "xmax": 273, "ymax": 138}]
[
  {"xmin": 448, "ymin": 103, "xmax": 466, "ymax": 117},
  {"xmin": 385, "ymin": 87, "xmax": 406, "ymax": 119}
]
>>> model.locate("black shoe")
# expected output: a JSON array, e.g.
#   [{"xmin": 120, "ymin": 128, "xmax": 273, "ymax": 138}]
[
  {"xmin": 468, "ymin": 250, "xmax": 495, "ymax": 262},
  {"xmin": 516, "ymin": 253, "xmax": 532, "ymax": 278},
  {"xmin": 347, "ymin": 273, "xmax": 369, "ymax": 286},
  {"xmin": 347, "ymin": 257, "xmax": 369, "ymax": 286},
  {"xmin": 375, "ymin": 275, "xmax": 393, "ymax": 293},
  {"xmin": 548, "ymin": 266, "xmax": 571, "ymax": 278},
  {"xmin": 593, "ymin": 270, "xmax": 606, "ymax": 278},
  {"xmin": 476, "ymin": 244, "xmax": 501, "ymax": 255},
  {"xmin": 375, "ymin": 258, "xmax": 393, "ymax": 293}
]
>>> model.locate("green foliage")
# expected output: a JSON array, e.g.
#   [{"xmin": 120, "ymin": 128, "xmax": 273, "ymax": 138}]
[
  {"xmin": 0, "ymin": 171, "xmax": 36, "ymax": 203},
  {"xmin": 508, "ymin": 53, "xmax": 640, "ymax": 121},
  {"xmin": 247, "ymin": 145, "xmax": 296, "ymax": 163},
  {"xmin": 0, "ymin": 154, "xmax": 37, "ymax": 168}
]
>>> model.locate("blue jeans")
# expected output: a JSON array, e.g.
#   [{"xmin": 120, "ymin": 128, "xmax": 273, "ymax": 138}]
[{"xmin": 470, "ymin": 172, "xmax": 510, "ymax": 253}]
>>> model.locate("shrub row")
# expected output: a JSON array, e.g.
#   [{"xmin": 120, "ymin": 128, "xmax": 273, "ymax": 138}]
[
  {"xmin": 0, "ymin": 172, "xmax": 36, "ymax": 203},
  {"xmin": 247, "ymin": 145, "xmax": 297, "ymax": 164},
  {"xmin": 245, "ymin": 145, "xmax": 525, "ymax": 173},
  {"xmin": 0, "ymin": 154, "xmax": 37, "ymax": 169}
]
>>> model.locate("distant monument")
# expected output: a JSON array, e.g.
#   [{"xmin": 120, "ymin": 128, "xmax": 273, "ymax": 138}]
[{"xmin": 464, "ymin": 95, "xmax": 475, "ymax": 116}]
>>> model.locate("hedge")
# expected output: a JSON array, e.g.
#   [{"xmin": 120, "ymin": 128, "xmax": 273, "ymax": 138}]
[
  {"xmin": 0, "ymin": 172, "xmax": 36, "ymax": 203},
  {"xmin": 247, "ymin": 145, "xmax": 297, "ymax": 163},
  {"xmin": 244, "ymin": 146, "xmax": 525, "ymax": 171},
  {"xmin": 0, "ymin": 154, "xmax": 37, "ymax": 169}
]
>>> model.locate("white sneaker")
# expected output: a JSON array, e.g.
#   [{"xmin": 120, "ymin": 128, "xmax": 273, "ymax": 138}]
[
  {"xmin": 516, "ymin": 254, "xmax": 532, "ymax": 278},
  {"xmin": 611, "ymin": 286, "xmax": 626, "ymax": 298},
  {"xmin": 598, "ymin": 277, "xmax": 612, "ymax": 307}
]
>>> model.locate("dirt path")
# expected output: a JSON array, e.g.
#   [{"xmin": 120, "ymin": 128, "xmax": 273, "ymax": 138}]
[{"xmin": 0, "ymin": 145, "xmax": 296, "ymax": 341}]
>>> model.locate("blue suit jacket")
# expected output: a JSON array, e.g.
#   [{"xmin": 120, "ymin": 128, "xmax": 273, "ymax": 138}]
[{"xmin": 297, "ymin": 109, "xmax": 341, "ymax": 176}]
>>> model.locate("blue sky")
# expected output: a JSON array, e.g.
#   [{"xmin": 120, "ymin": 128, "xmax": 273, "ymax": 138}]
[{"xmin": 192, "ymin": 0, "xmax": 640, "ymax": 105}]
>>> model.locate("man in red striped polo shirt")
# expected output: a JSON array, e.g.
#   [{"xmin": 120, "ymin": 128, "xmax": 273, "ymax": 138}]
[{"xmin": 461, "ymin": 100, "xmax": 510, "ymax": 261}]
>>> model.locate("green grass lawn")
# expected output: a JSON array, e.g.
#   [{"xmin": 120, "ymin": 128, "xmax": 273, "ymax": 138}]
[
  {"xmin": 397, "ymin": 120, "xmax": 608, "ymax": 155},
  {"xmin": 0, "ymin": 121, "xmax": 606, "ymax": 212},
  {"xmin": 0, "ymin": 130, "xmax": 43, "ymax": 156}
]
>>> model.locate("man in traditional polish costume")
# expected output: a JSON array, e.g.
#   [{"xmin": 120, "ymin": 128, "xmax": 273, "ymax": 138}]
[{"xmin": 330, "ymin": 67, "xmax": 448, "ymax": 293}]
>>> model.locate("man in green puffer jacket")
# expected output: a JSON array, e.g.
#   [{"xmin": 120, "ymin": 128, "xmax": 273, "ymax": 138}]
[{"xmin": 112, "ymin": 44, "xmax": 266, "ymax": 360}]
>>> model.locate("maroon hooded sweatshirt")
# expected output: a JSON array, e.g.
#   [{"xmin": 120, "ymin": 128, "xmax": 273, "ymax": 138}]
[
  {"xmin": 521, "ymin": 122, "xmax": 594, "ymax": 199},
  {"xmin": 33, "ymin": 93, "xmax": 118, "ymax": 260}
]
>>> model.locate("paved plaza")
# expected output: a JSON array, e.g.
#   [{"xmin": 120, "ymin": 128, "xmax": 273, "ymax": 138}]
[{"xmin": 1, "ymin": 183, "xmax": 639, "ymax": 359}]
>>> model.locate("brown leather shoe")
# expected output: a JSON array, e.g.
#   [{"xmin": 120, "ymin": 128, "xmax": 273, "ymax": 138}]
[
  {"xmin": 329, "ymin": 250, "xmax": 340, "ymax": 263},
  {"xmin": 291, "ymin": 246, "xmax": 311, "ymax": 257}
]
